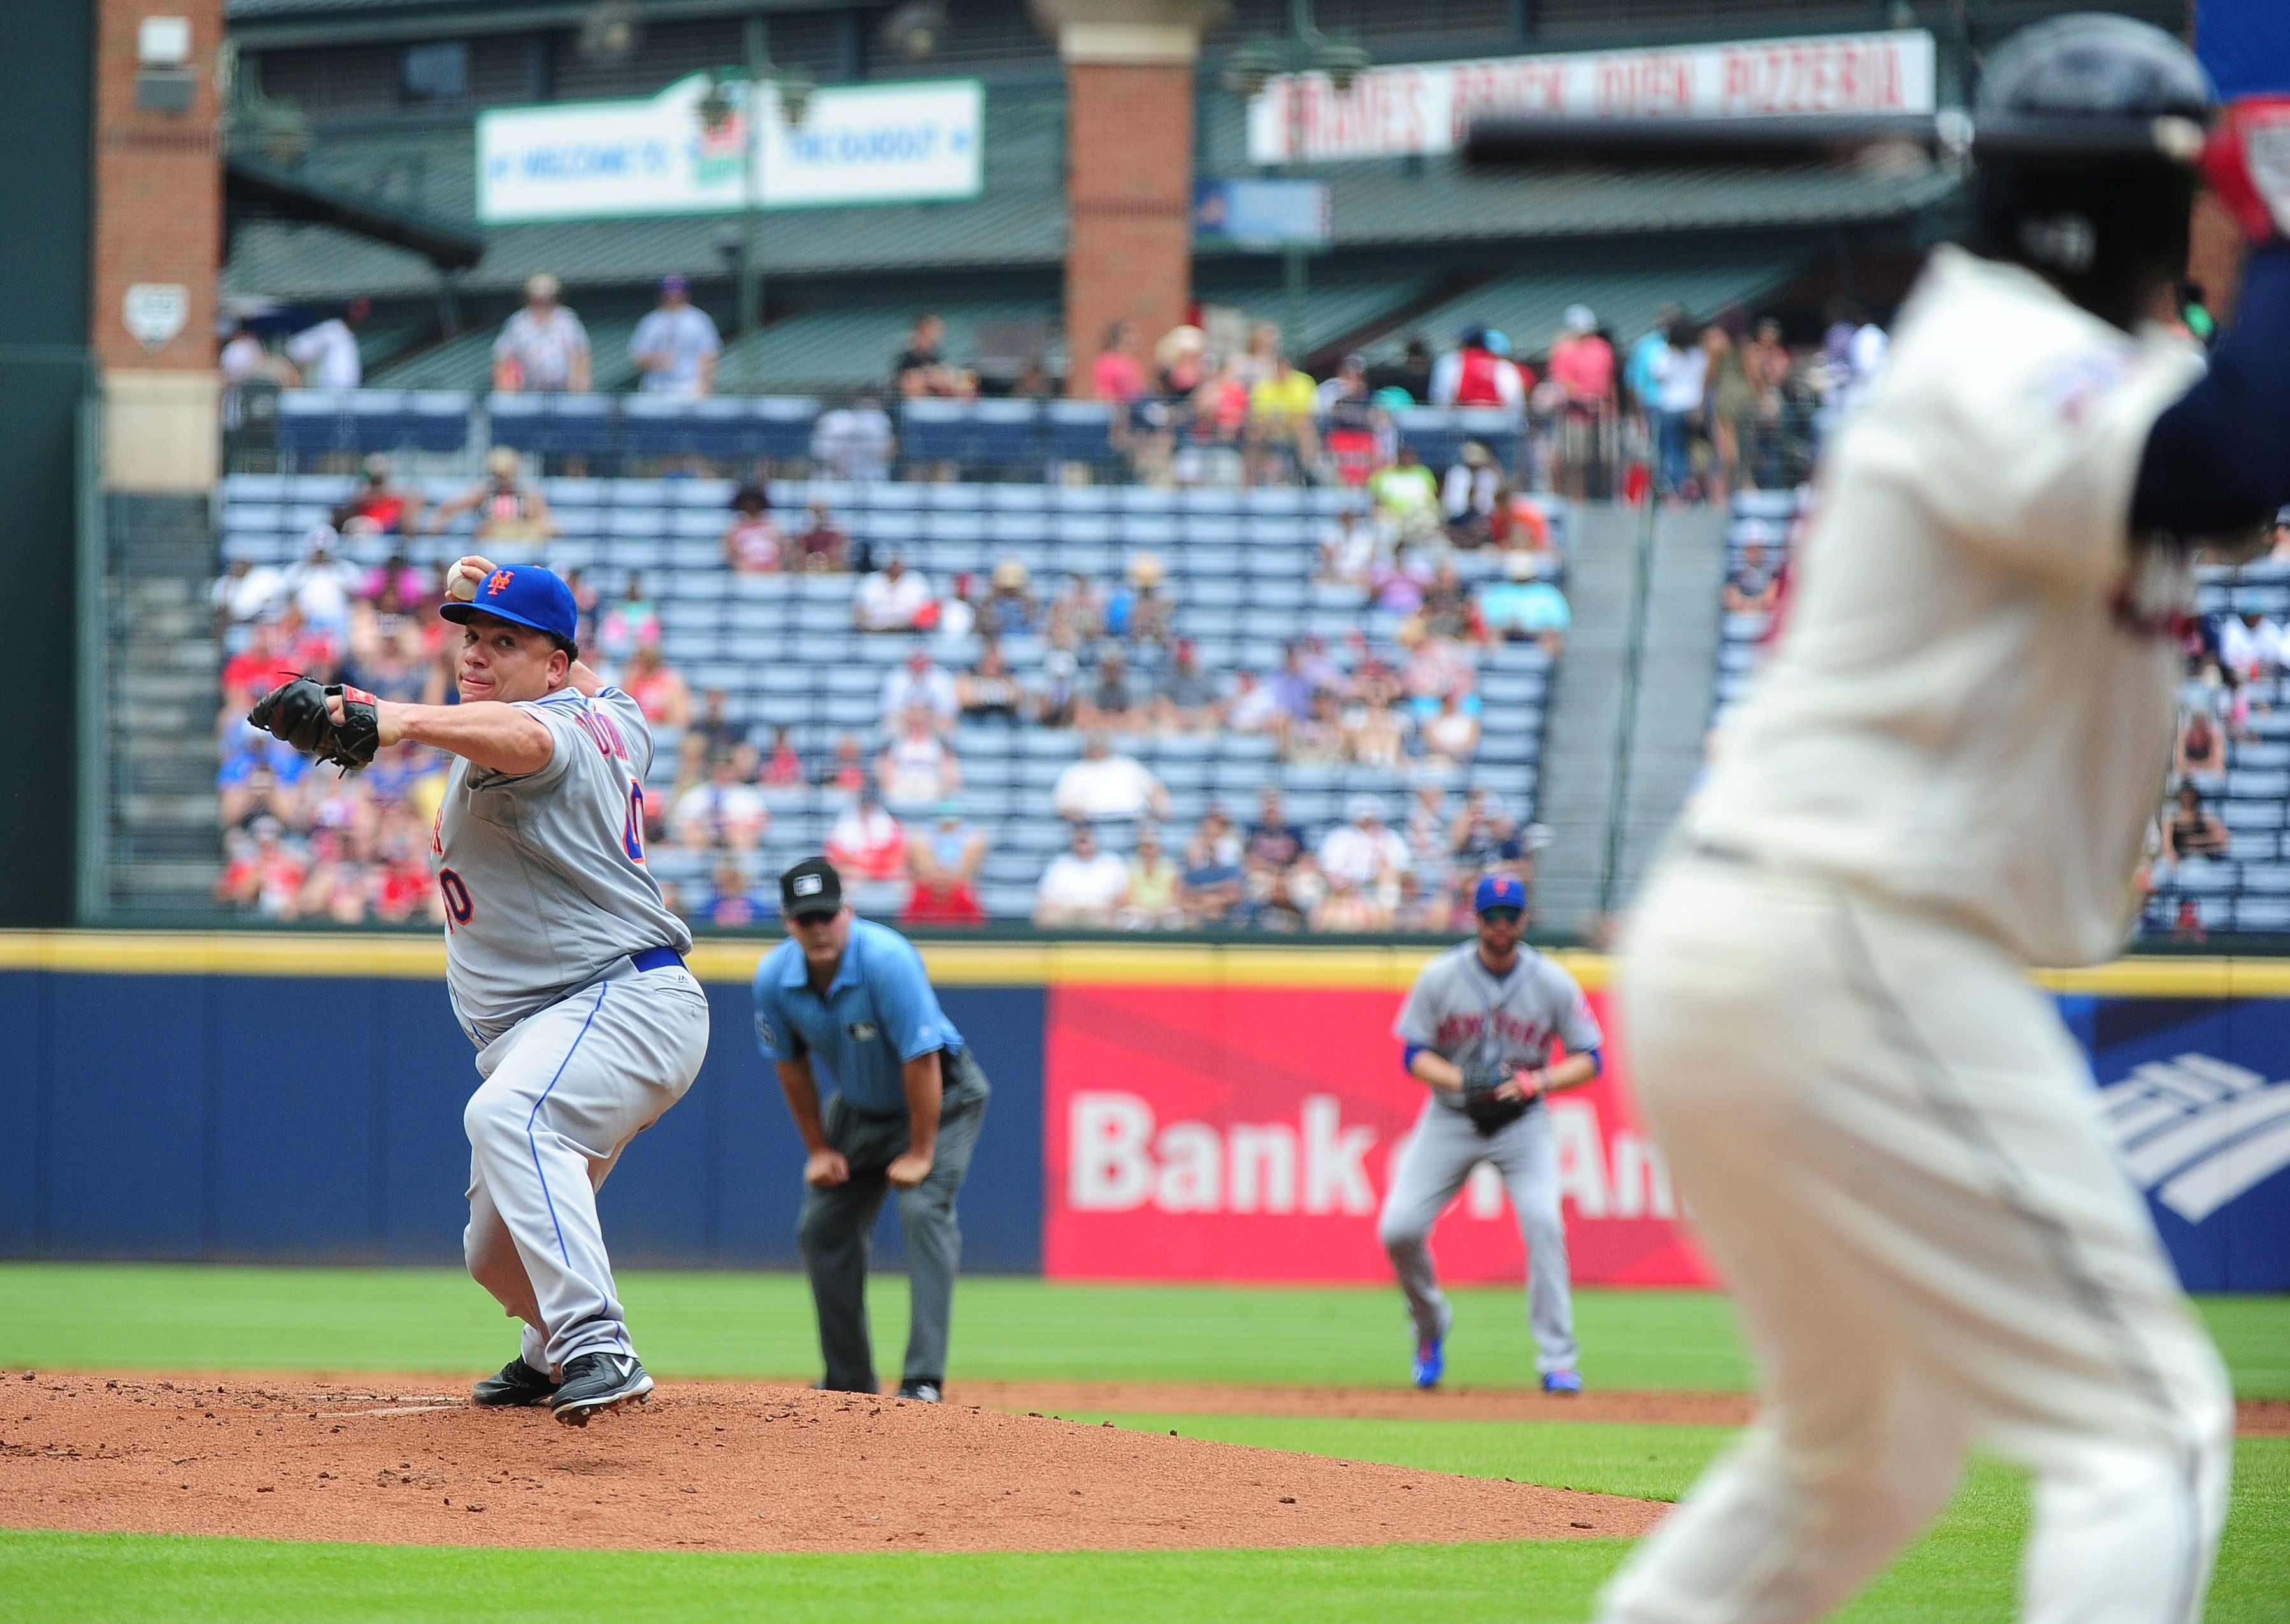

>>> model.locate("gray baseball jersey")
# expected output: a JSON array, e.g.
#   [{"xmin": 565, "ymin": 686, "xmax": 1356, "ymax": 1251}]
[
  {"xmin": 436, "ymin": 685, "xmax": 691, "ymax": 1047},
  {"xmin": 1392, "ymin": 943, "xmax": 1603, "ymax": 1111}
]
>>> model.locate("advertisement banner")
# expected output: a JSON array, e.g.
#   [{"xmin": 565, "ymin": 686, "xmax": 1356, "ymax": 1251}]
[
  {"xmin": 477, "ymin": 75, "xmax": 983, "ymax": 224},
  {"xmin": 1245, "ymin": 29, "xmax": 1935, "ymax": 165},
  {"xmin": 1043, "ymin": 982, "xmax": 1712, "ymax": 1286}
]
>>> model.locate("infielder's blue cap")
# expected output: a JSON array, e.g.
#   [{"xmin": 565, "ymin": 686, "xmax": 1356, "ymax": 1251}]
[
  {"xmin": 1474, "ymin": 873, "xmax": 1527, "ymax": 916},
  {"xmin": 440, "ymin": 563, "xmax": 579, "ymax": 646}
]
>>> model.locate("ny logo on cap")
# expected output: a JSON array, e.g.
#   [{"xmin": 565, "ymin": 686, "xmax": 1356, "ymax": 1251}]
[
  {"xmin": 487, "ymin": 570, "xmax": 515, "ymax": 595},
  {"xmin": 792, "ymin": 874, "xmax": 824, "ymax": 896}
]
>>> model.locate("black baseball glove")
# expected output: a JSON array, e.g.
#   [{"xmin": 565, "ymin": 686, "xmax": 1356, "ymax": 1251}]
[
  {"xmin": 1460, "ymin": 1057, "xmax": 1529, "ymax": 1138},
  {"xmin": 248, "ymin": 676, "xmax": 382, "ymax": 772}
]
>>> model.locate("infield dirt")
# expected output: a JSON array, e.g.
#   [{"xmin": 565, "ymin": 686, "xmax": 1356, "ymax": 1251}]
[{"xmin": 0, "ymin": 1374, "xmax": 1663, "ymax": 1553}]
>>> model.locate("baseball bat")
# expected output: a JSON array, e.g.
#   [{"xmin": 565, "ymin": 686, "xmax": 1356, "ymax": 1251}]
[{"xmin": 1461, "ymin": 111, "xmax": 2210, "ymax": 169}]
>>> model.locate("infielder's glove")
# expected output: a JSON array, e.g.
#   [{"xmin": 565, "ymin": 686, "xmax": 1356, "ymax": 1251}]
[
  {"xmin": 1460, "ymin": 1058, "xmax": 1529, "ymax": 1138},
  {"xmin": 248, "ymin": 676, "xmax": 382, "ymax": 772}
]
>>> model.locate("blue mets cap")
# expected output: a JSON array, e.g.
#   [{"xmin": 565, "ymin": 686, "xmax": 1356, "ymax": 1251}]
[
  {"xmin": 440, "ymin": 563, "xmax": 579, "ymax": 646},
  {"xmin": 1474, "ymin": 873, "xmax": 1527, "ymax": 916}
]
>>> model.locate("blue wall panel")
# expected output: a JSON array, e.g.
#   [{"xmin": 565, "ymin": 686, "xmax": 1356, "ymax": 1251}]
[
  {"xmin": 41, "ymin": 973, "xmax": 209, "ymax": 1257},
  {"xmin": 375, "ymin": 978, "xmax": 482, "ymax": 1262},
  {"xmin": 4, "ymin": 959, "xmax": 2280, "ymax": 1289},
  {"xmin": 208, "ymin": 976, "xmax": 387, "ymax": 1259},
  {"xmin": 0, "ymin": 972, "xmax": 41, "ymax": 1252}
]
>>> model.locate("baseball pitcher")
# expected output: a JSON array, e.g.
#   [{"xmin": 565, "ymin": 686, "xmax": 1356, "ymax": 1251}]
[
  {"xmin": 248, "ymin": 555, "xmax": 708, "ymax": 1425},
  {"xmin": 1379, "ymin": 873, "xmax": 1602, "ymax": 1392},
  {"xmin": 1611, "ymin": 17, "xmax": 2289, "ymax": 1622}
]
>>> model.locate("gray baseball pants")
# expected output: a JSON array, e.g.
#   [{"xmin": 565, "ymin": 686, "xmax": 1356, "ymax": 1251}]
[
  {"xmin": 799, "ymin": 1048, "xmax": 990, "ymax": 1393},
  {"xmin": 462, "ymin": 958, "xmax": 710, "ymax": 1375},
  {"xmin": 1377, "ymin": 1095, "xmax": 1579, "ymax": 1374}
]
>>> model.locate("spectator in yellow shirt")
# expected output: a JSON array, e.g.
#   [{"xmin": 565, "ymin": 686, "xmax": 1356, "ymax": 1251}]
[{"xmin": 1247, "ymin": 340, "xmax": 1322, "ymax": 483}]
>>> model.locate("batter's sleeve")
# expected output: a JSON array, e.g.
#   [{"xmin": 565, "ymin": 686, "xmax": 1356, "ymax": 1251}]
[
  {"xmin": 870, "ymin": 936, "xmax": 957, "ymax": 1062},
  {"xmin": 1393, "ymin": 971, "xmax": 1440, "ymax": 1050},
  {"xmin": 1914, "ymin": 326, "xmax": 2206, "ymax": 594}
]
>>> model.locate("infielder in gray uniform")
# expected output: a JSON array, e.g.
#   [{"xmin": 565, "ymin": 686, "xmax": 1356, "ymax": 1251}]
[
  {"xmin": 257, "ymin": 555, "xmax": 708, "ymax": 1425},
  {"xmin": 1379, "ymin": 872, "xmax": 1602, "ymax": 1392}
]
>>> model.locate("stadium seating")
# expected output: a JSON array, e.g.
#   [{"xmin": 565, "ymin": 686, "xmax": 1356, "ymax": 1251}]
[
  {"xmin": 255, "ymin": 390, "xmax": 1530, "ymax": 488},
  {"xmin": 220, "ymin": 469, "xmax": 1557, "ymax": 922}
]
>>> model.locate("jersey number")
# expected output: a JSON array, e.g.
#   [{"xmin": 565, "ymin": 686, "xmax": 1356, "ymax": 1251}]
[
  {"xmin": 624, "ymin": 782, "xmax": 647, "ymax": 864},
  {"xmin": 438, "ymin": 867, "xmax": 474, "ymax": 927}
]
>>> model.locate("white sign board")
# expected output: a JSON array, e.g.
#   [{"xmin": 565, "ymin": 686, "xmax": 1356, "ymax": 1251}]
[
  {"xmin": 478, "ymin": 75, "xmax": 983, "ymax": 224},
  {"xmin": 1247, "ymin": 30, "xmax": 1935, "ymax": 165},
  {"xmin": 122, "ymin": 283, "xmax": 189, "ymax": 352}
]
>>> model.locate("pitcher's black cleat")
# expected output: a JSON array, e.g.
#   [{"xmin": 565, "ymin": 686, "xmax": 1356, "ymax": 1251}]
[
  {"xmin": 550, "ymin": 1352, "xmax": 653, "ymax": 1425},
  {"xmin": 471, "ymin": 1357, "xmax": 558, "ymax": 1407},
  {"xmin": 896, "ymin": 1379, "xmax": 942, "ymax": 1402}
]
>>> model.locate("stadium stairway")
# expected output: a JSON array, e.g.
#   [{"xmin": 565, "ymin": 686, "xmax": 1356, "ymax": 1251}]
[
  {"xmin": 1529, "ymin": 504, "xmax": 1643, "ymax": 934},
  {"xmin": 103, "ymin": 495, "xmax": 224, "ymax": 916},
  {"xmin": 1610, "ymin": 506, "xmax": 1729, "ymax": 911}
]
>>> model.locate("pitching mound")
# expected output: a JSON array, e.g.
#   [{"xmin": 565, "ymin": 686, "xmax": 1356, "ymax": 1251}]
[{"xmin": 0, "ymin": 1373, "xmax": 1663, "ymax": 1553}]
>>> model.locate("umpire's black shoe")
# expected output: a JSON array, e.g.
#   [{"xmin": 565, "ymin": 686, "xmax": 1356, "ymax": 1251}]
[
  {"xmin": 896, "ymin": 1379, "xmax": 942, "ymax": 1403},
  {"xmin": 471, "ymin": 1357, "xmax": 558, "ymax": 1407},
  {"xmin": 550, "ymin": 1352, "xmax": 654, "ymax": 1426}
]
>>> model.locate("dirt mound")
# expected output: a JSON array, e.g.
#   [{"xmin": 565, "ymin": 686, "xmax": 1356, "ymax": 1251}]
[{"xmin": 0, "ymin": 1373, "xmax": 1664, "ymax": 1553}]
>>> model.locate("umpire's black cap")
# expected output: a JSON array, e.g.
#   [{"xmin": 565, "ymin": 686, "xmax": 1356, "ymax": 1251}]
[{"xmin": 780, "ymin": 857, "xmax": 843, "ymax": 920}]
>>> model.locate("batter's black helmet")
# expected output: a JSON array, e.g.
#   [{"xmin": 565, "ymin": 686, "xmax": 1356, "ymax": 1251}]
[{"xmin": 1972, "ymin": 13, "xmax": 2215, "ymax": 329}]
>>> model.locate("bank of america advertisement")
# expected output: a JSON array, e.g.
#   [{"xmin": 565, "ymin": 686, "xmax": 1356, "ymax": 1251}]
[
  {"xmin": 1247, "ymin": 29, "xmax": 1935, "ymax": 164},
  {"xmin": 477, "ymin": 75, "xmax": 983, "ymax": 224}
]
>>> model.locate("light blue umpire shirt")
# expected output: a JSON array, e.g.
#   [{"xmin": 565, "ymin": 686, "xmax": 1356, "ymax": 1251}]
[{"xmin": 752, "ymin": 918, "xmax": 967, "ymax": 1116}]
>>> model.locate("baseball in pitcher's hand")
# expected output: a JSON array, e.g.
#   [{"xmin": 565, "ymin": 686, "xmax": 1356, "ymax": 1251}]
[
  {"xmin": 805, "ymin": 1148, "xmax": 850, "ymax": 1187},
  {"xmin": 886, "ymin": 1149, "xmax": 934, "ymax": 1188}
]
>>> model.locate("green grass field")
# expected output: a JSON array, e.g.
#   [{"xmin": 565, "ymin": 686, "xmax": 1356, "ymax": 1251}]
[{"xmin": 2, "ymin": 1266, "xmax": 2285, "ymax": 1622}]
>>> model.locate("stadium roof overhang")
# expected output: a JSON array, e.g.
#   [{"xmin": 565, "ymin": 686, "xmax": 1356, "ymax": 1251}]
[
  {"xmin": 227, "ymin": 0, "xmax": 851, "ymax": 51},
  {"xmin": 225, "ymin": 154, "xmax": 487, "ymax": 273}
]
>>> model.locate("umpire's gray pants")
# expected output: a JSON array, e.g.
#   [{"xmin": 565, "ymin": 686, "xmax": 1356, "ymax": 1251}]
[
  {"xmin": 1377, "ymin": 1096, "xmax": 1578, "ymax": 1374},
  {"xmin": 798, "ymin": 1049, "xmax": 989, "ymax": 1392}
]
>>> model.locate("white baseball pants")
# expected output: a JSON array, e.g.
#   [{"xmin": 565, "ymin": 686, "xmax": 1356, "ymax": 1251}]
[
  {"xmin": 462, "ymin": 957, "xmax": 710, "ymax": 1374},
  {"xmin": 1602, "ymin": 853, "xmax": 2231, "ymax": 1624}
]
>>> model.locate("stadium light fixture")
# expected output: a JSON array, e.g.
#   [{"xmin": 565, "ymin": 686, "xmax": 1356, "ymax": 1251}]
[
  {"xmin": 1220, "ymin": 0, "xmax": 1370, "ymax": 101},
  {"xmin": 880, "ymin": 1, "xmax": 948, "ymax": 62}
]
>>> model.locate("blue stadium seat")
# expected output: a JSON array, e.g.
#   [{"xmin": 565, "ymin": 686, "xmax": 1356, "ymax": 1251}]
[
  {"xmin": 1045, "ymin": 401, "xmax": 1117, "ymax": 467},
  {"xmin": 901, "ymin": 400, "xmax": 1043, "ymax": 469}
]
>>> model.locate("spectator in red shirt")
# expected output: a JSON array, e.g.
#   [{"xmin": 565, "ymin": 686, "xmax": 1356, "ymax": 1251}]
[
  {"xmin": 824, "ymin": 732, "xmax": 868, "ymax": 794},
  {"xmin": 722, "ymin": 483, "xmax": 782, "ymax": 573},
  {"xmin": 905, "ymin": 799, "xmax": 988, "ymax": 926},
  {"xmin": 759, "ymin": 725, "xmax": 805, "ymax": 788},
  {"xmin": 792, "ymin": 501, "xmax": 850, "ymax": 573},
  {"xmin": 826, "ymin": 784, "xmax": 906, "ymax": 880},
  {"xmin": 620, "ymin": 641, "xmax": 692, "ymax": 730},
  {"xmin": 331, "ymin": 454, "xmax": 424, "ymax": 536},
  {"xmin": 1090, "ymin": 320, "xmax": 1143, "ymax": 403},
  {"xmin": 1431, "ymin": 325, "xmax": 1528, "ymax": 408}
]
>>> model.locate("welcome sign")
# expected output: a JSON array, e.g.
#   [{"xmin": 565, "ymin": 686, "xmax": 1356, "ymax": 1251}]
[{"xmin": 476, "ymin": 75, "xmax": 984, "ymax": 224}]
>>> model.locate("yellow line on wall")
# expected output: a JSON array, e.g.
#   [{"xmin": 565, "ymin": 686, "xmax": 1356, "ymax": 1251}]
[{"xmin": 0, "ymin": 930, "xmax": 2282, "ymax": 996}]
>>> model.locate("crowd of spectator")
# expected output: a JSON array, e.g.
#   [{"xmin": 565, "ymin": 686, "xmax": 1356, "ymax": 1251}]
[{"xmin": 227, "ymin": 264, "xmax": 1873, "ymax": 513}]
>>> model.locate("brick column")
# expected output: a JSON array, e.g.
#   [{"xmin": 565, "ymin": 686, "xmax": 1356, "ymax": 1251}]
[
  {"xmin": 92, "ymin": 0, "xmax": 225, "ymax": 490},
  {"xmin": 1034, "ymin": 3, "xmax": 1222, "ymax": 396}
]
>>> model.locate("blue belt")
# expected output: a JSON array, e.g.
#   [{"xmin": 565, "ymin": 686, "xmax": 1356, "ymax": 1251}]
[{"xmin": 630, "ymin": 946, "xmax": 685, "ymax": 974}]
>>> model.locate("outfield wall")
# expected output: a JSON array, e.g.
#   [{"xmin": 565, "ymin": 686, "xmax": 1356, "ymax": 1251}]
[{"xmin": 1, "ymin": 934, "xmax": 2286, "ymax": 1290}]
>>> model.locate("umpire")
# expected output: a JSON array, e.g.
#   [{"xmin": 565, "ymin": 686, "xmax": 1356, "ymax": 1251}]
[{"xmin": 753, "ymin": 857, "xmax": 990, "ymax": 1402}]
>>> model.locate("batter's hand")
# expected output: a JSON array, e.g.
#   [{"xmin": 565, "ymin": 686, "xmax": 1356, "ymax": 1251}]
[
  {"xmin": 886, "ymin": 1150, "xmax": 934, "ymax": 1188},
  {"xmin": 804, "ymin": 1148, "xmax": 849, "ymax": 1187}
]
